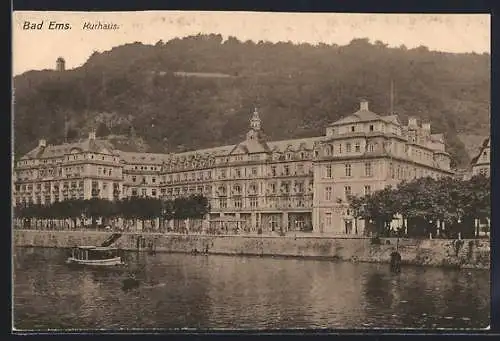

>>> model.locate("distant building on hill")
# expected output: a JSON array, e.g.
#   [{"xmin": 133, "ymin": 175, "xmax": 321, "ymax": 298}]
[{"xmin": 56, "ymin": 57, "xmax": 66, "ymax": 72}]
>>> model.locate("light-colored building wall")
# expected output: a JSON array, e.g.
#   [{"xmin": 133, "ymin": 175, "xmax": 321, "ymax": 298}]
[
  {"xmin": 471, "ymin": 137, "xmax": 490, "ymax": 177},
  {"xmin": 13, "ymin": 101, "xmax": 454, "ymax": 235},
  {"xmin": 311, "ymin": 100, "xmax": 453, "ymax": 234}
]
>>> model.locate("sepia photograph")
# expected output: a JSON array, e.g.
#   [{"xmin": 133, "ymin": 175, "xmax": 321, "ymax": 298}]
[{"xmin": 12, "ymin": 10, "xmax": 491, "ymax": 331}]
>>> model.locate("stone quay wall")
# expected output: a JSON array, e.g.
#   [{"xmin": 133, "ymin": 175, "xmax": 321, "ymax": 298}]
[{"xmin": 13, "ymin": 230, "xmax": 490, "ymax": 270}]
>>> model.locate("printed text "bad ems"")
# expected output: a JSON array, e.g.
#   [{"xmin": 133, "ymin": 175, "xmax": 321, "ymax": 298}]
[{"xmin": 22, "ymin": 21, "xmax": 71, "ymax": 30}]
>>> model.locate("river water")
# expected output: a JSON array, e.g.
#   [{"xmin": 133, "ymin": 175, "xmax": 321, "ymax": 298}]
[{"xmin": 13, "ymin": 247, "xmax": 490, "ymax": 330}]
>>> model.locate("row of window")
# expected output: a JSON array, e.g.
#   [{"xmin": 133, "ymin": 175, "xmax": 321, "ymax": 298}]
[
  {"xmin": 215, "ymin": 181, "xmax": 310, "ymax": 196},
  {"xmin": 331, "ymin": 123, "xmax": 400, "ymax": 136},
  {"xmin": 324, "ymin": 163, "xmax": 373, "ymax": 178},
  {"xmin": 132, "ymin": 165, "xmax": 161, "ymax": 171},
  {"xmin": 16, "ymin": 165, "xmax": 117, "ymax": 180},
  {"xmin": 411, "ymin": 149, "xmax": 433, "ymax": 163},
  {"xmin": 322, "ymin": 162, "xmax": 439, "ymax": 179},
  {"xmin": 127, "ymin": 152, "xmax": 313, "ymax": 174},
  {"xmin": 129, "ymin": 164, "xmax": 310, "ymax": 185},
  {"xmin": 17, "ymin": 153, "xmax": 117, "ymax": 167},
  {"xmin": 15, "ymin": 180, "xmax": 85, "ymax": 192},
  {"xmin": 216, "ymin": 196, "xmax": 312, "ymax": 209},
  {"xmin": 15, "ymin": 192, "xmax": 87, "ymax": 205},
  {"xmin": 324, "ymin": 185, "xmax": 371, "ymax": 201},
  {"xmin": 389, "ymin": 163, "xmax": 438, "ymax": 180},
  {"xmin": 323, "ymin": 141, "xmax": 372, "ymax": 156},
  {"xmin": 323, "ymin": 210, "xmax": 353, "ymax": 228},
  {"xmin": 16, "ymin": 180, "xmax": 121, "ymax": 192}
]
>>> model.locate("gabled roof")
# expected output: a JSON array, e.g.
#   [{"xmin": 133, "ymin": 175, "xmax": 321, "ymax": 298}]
[
  {"xmin": 329, "ymin": 107, "xmax": 386, "ymax": 127},
  {"xmin": 381, "ymin": 114, "xmax": 401, "ymax": 125},
  {"xmin": 267, "ymin": 136, "xmax": 323, "ymax": 152},
  {"xmin": 176, "ymin": 144, "xmax": 235, "ymax": 158},
  {"xmin": 118, "ymin": 151, "xmax": 171, "ymax": 164},
  {"xmin": 21, "ymin": 138, "xmax": 118, "ymax": 160},
  {"xmin": 229, "ymin": 138, "xmax": 270, "ymax": 155},
  {"xmin": 230, "ymin": 144, "xmax": 248, "ymax": 155},
  {"xmin": 471, "ymin": 137, "xmax": 490, "ymax": 165}
]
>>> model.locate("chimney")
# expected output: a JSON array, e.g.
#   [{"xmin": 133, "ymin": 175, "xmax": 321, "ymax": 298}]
[
  {"xmin": 38, "ymin": 139, "xmax": 46, "ymax": 148},
  {"xmin": 408, "ymin": 117, "xmax": 418, "ymax": 127},
  {"xmin": 360, "ymin": 99, "xmax": 369, "ymax": 111},
  {"xmin": 422, "ymin": 122, "xmax": 431, "ymax": 132},
  {"xmin": 89, "ymin": 131, "xmax": 96, "ymax": 140}
]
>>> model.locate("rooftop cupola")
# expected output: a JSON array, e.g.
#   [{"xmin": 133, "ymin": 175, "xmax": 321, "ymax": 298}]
[
  {"xmin": 360, "ymin": 99, "xmax": 369, "ymax": 111},
  {"xmin": 250, "ymin": 107, "xmax": 261, "ymax": 131}
]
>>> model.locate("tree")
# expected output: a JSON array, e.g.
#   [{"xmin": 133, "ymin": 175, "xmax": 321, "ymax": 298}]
[
  {"xmin": 14, "ymin": 35, "xmax": 489, "ymax": 167},
  {"xmin": 82, "ymin": 198, "xmax": 110, "ymax": 227},
  {"xmin": 394, "ymin": 177, "xmax": 439, "ymax": 237},
  {"xmin": 366, "ymin": 186, "xmax": 399, "ymax": 237},
  {"xmin": 347, "ymin": 194, "xmax": 369, "ymax": 235},
  {"xmin": 348, "ymin": 175, "xmax": 491, "ymax": 239},
  {"xmin": 459, "ymin": 174, "xmax": 490, "ymax": 238},
  {"xmin": 95, "ymin": 122, "xmax": 111, "ymax": 137}
]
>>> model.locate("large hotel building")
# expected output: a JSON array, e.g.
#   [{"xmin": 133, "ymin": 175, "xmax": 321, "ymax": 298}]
[{"xmin": 13, "ymin": 100, "xmax": 455, "ymax": 234}]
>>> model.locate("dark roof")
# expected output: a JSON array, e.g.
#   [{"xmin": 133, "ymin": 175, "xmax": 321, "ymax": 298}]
[
  {"xmin": 329, "ymin": 108, "xmax": 400, "ymax": 127},
  {"xmin": 21, "ymin": 138, "xmax": 117, "ymax": 160}
]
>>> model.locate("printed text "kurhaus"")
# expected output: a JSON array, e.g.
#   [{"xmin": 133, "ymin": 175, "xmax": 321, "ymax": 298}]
[{"xmin": 82, "ymin": 22, "xmax": 120, "ymax": 30}]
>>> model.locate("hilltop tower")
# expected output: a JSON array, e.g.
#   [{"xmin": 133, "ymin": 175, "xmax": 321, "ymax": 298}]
[{"xmin": 56, "ymin": 57, "xmax": 66, "ymax": 71}]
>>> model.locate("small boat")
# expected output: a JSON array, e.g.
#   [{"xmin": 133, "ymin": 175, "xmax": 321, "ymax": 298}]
[{"xmin": 66, "ymin": 246, "xmax": 126, "ymax": 268}]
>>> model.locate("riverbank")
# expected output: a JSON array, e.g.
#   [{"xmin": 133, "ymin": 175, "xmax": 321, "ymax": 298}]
[{"xmin": 13, "ymin": 230, "xmax": 490, "ymax": 269}]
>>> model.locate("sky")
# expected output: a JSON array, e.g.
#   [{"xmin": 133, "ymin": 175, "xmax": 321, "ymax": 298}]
[{"xmin": 12, "ymin": 11, "xmax": 490, "ymax": 76}]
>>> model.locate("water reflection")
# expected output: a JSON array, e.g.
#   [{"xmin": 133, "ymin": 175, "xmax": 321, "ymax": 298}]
[{"xmin": 13, "ymin": 248, "xmax": 490, "ymax": 330}]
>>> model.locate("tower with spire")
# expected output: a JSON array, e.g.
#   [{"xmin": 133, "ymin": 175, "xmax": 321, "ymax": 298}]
[
  {"xmin": 246, "ymin": 107, "xmax": 264, "ymax": 141},
  {"xmin": 250, "ymin": 107, "xmax": 261, "ymax": 131}
]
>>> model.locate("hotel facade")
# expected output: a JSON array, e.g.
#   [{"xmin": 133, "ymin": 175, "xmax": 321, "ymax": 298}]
[{"xmin": 13, "ymin": 100, "xmax": 454, "ymax": 234}]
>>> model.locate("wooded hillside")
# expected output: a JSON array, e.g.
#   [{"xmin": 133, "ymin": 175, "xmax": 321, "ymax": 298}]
[{"xmin": 13, "ymin": 34, "xmax": 490, "ymax": 167}]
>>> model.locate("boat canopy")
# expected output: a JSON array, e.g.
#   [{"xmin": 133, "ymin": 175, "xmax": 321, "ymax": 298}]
[{"xmin": 75, "ymin": 246, "xmax": 118, "ymax": 251}]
